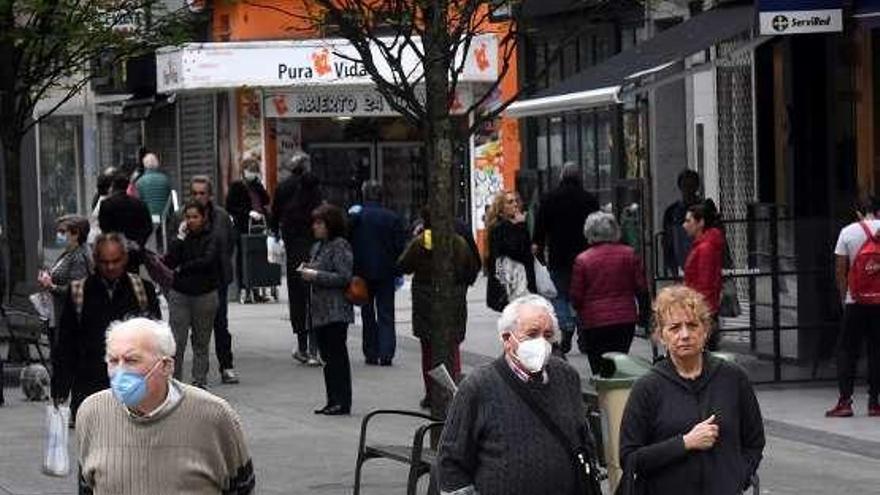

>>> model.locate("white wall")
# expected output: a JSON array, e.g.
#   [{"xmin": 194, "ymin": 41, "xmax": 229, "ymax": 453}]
[{"xmin": 692, "ymin": 68, "xmax": 719, "ymax": 203}]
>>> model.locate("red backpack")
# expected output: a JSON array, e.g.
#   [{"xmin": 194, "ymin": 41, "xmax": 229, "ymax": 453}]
[{"xmin": 849, "ymin": 221, "xmax": 880, "ymax": 305}]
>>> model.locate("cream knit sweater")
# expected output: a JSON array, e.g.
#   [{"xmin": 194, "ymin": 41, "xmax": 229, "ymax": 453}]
[{"xmin": 76, "ymin": 381, "xmax": 255, "ymax": 494}]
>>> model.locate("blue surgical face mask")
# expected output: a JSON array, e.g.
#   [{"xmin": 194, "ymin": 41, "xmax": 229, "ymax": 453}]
[
  {"xmin": 56, "ymin": 232, "xmax": 68, "ymax": 245},
  {"xmin": 109, "ymin": 360, "xmax": 163, "ymax": 408}
]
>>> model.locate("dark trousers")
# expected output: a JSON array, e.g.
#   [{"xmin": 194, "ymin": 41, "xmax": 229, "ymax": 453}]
[
  {"xmin": 213, "ymin": 284, "xmax": 234, "ymax": 371},
  {"xmin": 316, "ymin": 322, "xmax": 352, "ymax": 409},
  {"xmin": 361, "ymin": 279, "xmax": 396, "ymax": 360},
  {"xmin": 837, "ymin": 304, "xmax": 880, "ymax": 401},
  {"xmin": 419, "ymin": 339, "xmax": 461, "ymax": 399},
  {"xmin": 579, "ymin": 323, "xmax": 636, "ymax": 377},
  {"xmin": 286, "ymin": 249, "xmax": 317, "ymax": 356}
]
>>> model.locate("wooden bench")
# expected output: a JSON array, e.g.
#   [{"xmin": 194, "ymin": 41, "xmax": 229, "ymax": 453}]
[{"xmin": 353, "ymin": 409, "xmax": 444, "ymax": 495}]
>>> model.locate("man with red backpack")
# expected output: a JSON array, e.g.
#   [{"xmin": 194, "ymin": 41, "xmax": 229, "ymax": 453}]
[{"xmin": 827, "ymin": 196, "xmax": 880, "ymax": 417}]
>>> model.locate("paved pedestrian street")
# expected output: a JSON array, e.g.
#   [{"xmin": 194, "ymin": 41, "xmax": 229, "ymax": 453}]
[{"xmin": 1, "ymin": 280, "xmax": 879, "ymax": 494}]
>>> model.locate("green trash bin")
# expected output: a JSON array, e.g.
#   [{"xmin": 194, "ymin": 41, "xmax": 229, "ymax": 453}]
[{"xmin": 589, "ymin": 352, "xmax": 652, "ymax": 493}]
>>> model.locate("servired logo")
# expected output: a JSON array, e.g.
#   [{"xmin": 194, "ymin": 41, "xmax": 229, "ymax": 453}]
[
  {"xmin": 312, "ymin": 48, "xmax": 332, "ymax": 76},
  {"xmin": 474, "ymin": 43, "xmax": 490, "ymax": 72}
]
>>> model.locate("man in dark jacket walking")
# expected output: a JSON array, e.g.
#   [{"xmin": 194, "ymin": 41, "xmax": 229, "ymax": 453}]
[
  {"xmin": 51, "ymin": 233, "xmax": 161, "ymax": 423},
  {"xmin": 271, "ymin": 152, "xmax": 324, "ymax": 365},
  {"xmin": 349, "ymin": 181, "xmax": 406, "ymax": 365},
  {"xmin": 98, "ymin": 174, "xmax": 154, "ymax": 272},
  {"xmin": 532, "ymin": 162, "xmax": 599, "ymax": 354},
  {"xmin": 191, "ymin": 175, "xmax": 239, "ymax": 384}
]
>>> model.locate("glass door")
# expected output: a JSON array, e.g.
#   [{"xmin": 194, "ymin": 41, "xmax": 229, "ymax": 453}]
[
  {"xmin": 378, "ymin": 142, "xmax": 425, "ymax": 225},
  {"xmin": 307, "ymin": 143, "xmax": 375, "ymax": 209}
]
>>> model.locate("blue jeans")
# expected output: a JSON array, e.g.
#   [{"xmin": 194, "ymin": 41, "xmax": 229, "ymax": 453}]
[
  {"xmin": 550, "ymin": 269, "xmax": 577, "ymax": 334},
  {"xmin": 361, "ymin": 279, "xmax": 396, "ymax": 361}
]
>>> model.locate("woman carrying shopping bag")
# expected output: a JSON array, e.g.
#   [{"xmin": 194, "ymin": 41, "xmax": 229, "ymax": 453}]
[{"xmin": 164, "ymin": 201, "xmax": 219, "ymax": 388}]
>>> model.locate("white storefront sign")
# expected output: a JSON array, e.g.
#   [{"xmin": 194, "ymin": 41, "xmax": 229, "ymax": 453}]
[
  {"xmin": 758, "ymin": 9, "xmax": 842, "ymax": 35},
  {"xmin": 156, "ymin": 35, "xmax": 499, "ymax": 93},
  {"xmin": 264, "ymin": 85, "xmax": 474, "ymax": 118}
]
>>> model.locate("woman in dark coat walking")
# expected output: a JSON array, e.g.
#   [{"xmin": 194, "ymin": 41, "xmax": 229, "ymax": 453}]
[
  {"xmin": 164, "ymin": 201, "xmax": 220, "ymax": 388},
  {"xmin": 299, "ymin": 204, "xmax": 353, "ymax": 416},
  {"xmin": 619, "ymin": 285, "xmax": 765, "ymax": 495},
  {"xmin": 484, "ymin": 191, "xmax": 536, "ymax": 312},
  {"xmin": 398, "ymin": 209, "xmax": 481, "ymax": 408},
  {"xmin": 226, "ymin": 157, "xmax": 271, "ymax": 303},
  {"xmin": 37, "ymin": 215, "xmax": 92, "ymax": 344}
]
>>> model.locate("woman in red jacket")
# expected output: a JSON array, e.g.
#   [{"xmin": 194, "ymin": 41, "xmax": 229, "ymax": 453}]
[
  {"xmin": 682, "ymin": 200, "xmax": 724, "ymax": 350},
  {"xmin": 570, "ymin": 212, "xmax": 649, "ymax": 376}
]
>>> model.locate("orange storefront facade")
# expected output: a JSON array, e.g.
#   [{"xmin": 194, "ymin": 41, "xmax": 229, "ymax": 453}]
[{"xmin": 158, "ymin": 0, "xmax": 521, "ymax": 236}]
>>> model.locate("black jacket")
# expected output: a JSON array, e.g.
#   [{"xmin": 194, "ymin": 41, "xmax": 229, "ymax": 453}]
[
  {"xmin": 207, "ymin": 203, "xmax": 236, "ymax": 285},
  {"xmin": 270, "ymin": 172, "xmax": 323, "ymax": 251},
  {"xmin": 486, "ymin": 220, "xmax": 536, "ymax": 312},
  {"xmin": 533, "ymin": 178, "xmax": 599, "ymax": 273},
  {"xmin": 226, "ymin": 179, "xmax": 270, "ymax": 234},
  {"xmin": 349, "ymin": 202, "xmax": 406, "ymax": 281},
  {"xmin": 51, "ymin": 274, "xmax": 160, "ymax": 416},
  {"xmin": 98, "ymin": 192, "xmax": 154, "ymax": 246},
  {"xmin": 619, "ymin": 354, "xmax": 765, "ymax": 495},
  {"xmin": 164, "ymin": 229, "xmax": 220, "ymax": 295}
]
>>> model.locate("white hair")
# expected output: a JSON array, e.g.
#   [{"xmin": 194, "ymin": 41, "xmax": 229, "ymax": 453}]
[
  {"xmin": 106, "ymin": 318, "xmax": 176, "ymax": 359},
  {"xmin": 497, "ymin": 294, "xmax": 560, "ymax": 343},
  {"xmin": 583, "ymin": 211, "xmax": 620, "ymax": 245},
  {"xmin": 288, "ymin": 150, "xmax": 311, "ymax": 172},
  {"xmin": 142, "ymin": 153, "xmax": 160, "ymax": 170}
]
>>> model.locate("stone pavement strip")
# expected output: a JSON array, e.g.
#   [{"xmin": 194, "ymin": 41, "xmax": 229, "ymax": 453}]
[{"xmin": 1, "ymin": 277, "xmax": 879, "ymax": 494}]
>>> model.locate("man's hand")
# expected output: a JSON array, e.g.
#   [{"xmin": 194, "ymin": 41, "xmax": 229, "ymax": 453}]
[
  {"xmin": 512, "ymin": 211, "xmax": 526, "ymax": 224},
  {"xmin": 177, "ymin": 221, "xmax": 187, "ymax": 240},
  {"xmin": 249, "ymin": 210, "xmax": 264, "ymax": 221},
  {"xmin": 683, "ymin": 415, "xmax": 719, "ymax": 451}
]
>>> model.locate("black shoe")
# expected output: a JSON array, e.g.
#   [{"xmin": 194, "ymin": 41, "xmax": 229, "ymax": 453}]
[
  {"xmin": 314, "ymin": 404, "xmax": 332, "ymax": 415},
  {"xmin": 379, "ymin": 358, "xmax": 393, "ymax": 366},
  {"xmin": 365, "ymin": 357, "xmax": 379, "ymax": 366},
  {"xmin": 322, "ymin": 404, "xmax": 350, "ymax": 416},
  {"xmin": 419, "ymin": 396, "xmax": 430, "ymax": 409}
]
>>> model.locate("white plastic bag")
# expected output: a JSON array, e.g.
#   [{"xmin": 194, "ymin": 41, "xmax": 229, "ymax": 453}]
[
  {"xmin": 534, "ymin": 257, "xmax": 558, "ymax": 299},
  {"xmin": 495, "ymin": 256, "xmax": 529, "ymax": 301},
  {"xmin": 29, "ymin": 292, "xmax": 54, "ymax": 322},
  {"xmin": 266, "ymin": 235, "xmax": 285, "ymax": 265},
  {"xmin": 42, "ymin": 405, "xmax": 70, "ymax": 477}
]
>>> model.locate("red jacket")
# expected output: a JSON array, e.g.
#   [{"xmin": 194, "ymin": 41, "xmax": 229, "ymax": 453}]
[
  {"xmin": 570, "ymin": 243, "xmax": 648, "ymax": 329},
  {"xmin": 684, "ymin": 227, "xmax": 724, "ymax": 314}
]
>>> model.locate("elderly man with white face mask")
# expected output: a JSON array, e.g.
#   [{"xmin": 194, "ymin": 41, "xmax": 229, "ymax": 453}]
[
  {"xmin": 435, "ymin": 294, "xmax": 599, "ymax": 495},
  {"xmin": 75, "ymin": 318, "xmax": 255, "ymax": 495}
]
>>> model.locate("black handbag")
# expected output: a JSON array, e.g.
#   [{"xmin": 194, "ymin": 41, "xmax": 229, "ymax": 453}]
[{"xmin": 493, "ymin": 361, "xmax": 603, "ymax": 495}]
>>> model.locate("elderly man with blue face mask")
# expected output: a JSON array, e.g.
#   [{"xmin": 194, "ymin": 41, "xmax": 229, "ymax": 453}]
[
  {"xmin": 75, "ymin": 318, "xmax": 255, "ymax": 495},
  {"xmin": 436, "ymin": 294, "xmax": 601, "ymax": 495}
]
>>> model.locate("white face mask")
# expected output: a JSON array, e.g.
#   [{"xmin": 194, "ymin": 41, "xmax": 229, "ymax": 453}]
[
  {"xmin": 514, "ymin": 337, "xmax": 551, "ymax": 373},
  {"xmin": 244, "ymin": 170, "xmax": 260, "ymax": 182}
]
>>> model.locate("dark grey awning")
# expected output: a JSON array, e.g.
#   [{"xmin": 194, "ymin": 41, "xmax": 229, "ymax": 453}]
[{"xmin": 507, "ymin": 4, "xmax": 758, "ymax": 117}]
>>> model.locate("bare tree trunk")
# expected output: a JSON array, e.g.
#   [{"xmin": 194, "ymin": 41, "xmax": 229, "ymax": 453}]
[
  {"xmin": 0, "ymin": 137, "xmax": 25, "ymax": 289},
  {"xmin": 423, "ymin": 2, "xmax": 457, "ymax": 425}
]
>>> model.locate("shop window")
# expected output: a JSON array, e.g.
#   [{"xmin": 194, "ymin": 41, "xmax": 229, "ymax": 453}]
[
  {"xmin": 549, "ymin": 116, "xmax": 564, "ymax": 173},
  {"xmin": 565, "ymin": 115, "xmax": 579, "ymax": 164},
  {"xmin": 39, "ymin": 115, "xmax": 84, "ymax": 254},
  {"xmin": 580, "ymin": 33, "xmax": 595, "ymax": 69},
  {"xmin": 547, "ymin": 40, "xmax": 561, "ymax": 86},
  {"xmin": 581, "ymin": 113, "xmax": 597, "ymax": 190},
  {"xmin": 536, "ymin": 117, "xmax": 548, "ymax": 171},
  {"xmin": 597, "ymin": 111, "xmax": 613, "ymax": 194}
]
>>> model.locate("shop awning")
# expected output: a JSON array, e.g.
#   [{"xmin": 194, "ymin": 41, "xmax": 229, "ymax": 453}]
[{"xmin": 506, "ymin": 4, "xmax": 758, "ymax": 118}]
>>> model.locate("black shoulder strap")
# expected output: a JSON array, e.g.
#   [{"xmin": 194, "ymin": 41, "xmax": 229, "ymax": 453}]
[
  {"xmin": 492, "ymin": 359, "xmax": 576, "ymax": 454},
  {"xmin": 492, "ymin": 360, "xmax": 601, "ymax": 493}
]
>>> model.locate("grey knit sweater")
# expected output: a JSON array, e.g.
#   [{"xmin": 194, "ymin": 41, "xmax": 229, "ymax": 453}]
[
  {"xmin": 76, "ymin": 381, "xmax": 255, "ymax": 494},
  {"xmin": 436, "ymin": 356, "xmax": 586, "ymax": 495}
]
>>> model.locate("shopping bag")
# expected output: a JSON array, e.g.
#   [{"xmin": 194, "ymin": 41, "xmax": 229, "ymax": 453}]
[
  {"xmin": 495, "ymin": 256, "xmax": 529, "ymax": 301},
  {"xmin": 42, "ymin": 405, "xmax": 70, "ymax": 477},
  {"xmin": 534, "ymin": 257, "xmax": 558, "ymax": 299},
  {"xmin": 29, "ymin": 291, "xmax": 54, "ymax": 322},
  {"xmin": 266, "ymin": 235, "xmax": 285, "ymax": 265}
]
